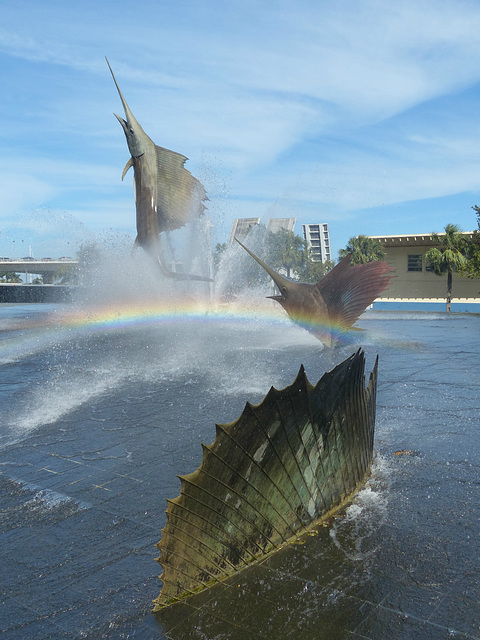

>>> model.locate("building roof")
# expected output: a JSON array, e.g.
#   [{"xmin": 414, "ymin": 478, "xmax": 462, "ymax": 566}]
[
  {"xmin": 369, "ymin": 232, "xmax": 474, "ymax": 247},
  {"xmin": 266, "ymin": 218, "xmax": 296, "ymax": 234},
  {"xmin": 228, "ymin": 217, "xmax": 261, "ymax": 243}
]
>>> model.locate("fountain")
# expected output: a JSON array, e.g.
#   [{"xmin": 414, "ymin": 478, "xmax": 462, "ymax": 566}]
[{"xmin": 1, "ymin": 61, "xmax": 478, "ymax": 640}]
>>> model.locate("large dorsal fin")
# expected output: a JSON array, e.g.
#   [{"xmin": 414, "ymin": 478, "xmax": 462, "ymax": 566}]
[
  {"xmin": 153, "ymin": 350, "xmax": 378, "ymax": 610},
  {"xmin": 316, "ymin": 256, "xmax": 393, "ymax": 330},
  {"xmin": 155, "ymin": 145, "xmax": 207, "ymax": 233}
]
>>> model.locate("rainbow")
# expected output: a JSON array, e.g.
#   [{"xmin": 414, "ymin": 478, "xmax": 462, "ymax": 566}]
[
  {"xmin": 0, "ymin": 296, "xmax": 420, "ymax": 364},
  {"xmin": 56, "ymin": 298, "xmax": 292, "ymax": 331},
  {"xmin": 0, "ymin": 297, "xmax": 332, "ymax": 362},
  {"xmin": 51, "ymin": 297, "xmax": 354, "ymax": 343}
]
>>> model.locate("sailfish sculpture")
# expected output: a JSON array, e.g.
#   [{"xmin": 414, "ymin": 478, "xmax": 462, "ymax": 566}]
[
  {"xmin": 153, "ymin": 349, "xmax": 378, "ymax": 610},
  {"xmin": 236, "ymin": 239, "xmax": 393, "ymax": 346},
  {"xmin": 106, "ymin": 58, "xmax": 209, "ymax": 281}
]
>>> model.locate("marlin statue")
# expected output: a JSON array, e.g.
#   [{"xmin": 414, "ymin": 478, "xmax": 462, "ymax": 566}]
[
  {"xmin": 106, "ymin": 58, "xmax": 210, "ymax": 281},
  {"xmin": 236, "ymin": 239, "xmax": 393, "ymax": 346}
]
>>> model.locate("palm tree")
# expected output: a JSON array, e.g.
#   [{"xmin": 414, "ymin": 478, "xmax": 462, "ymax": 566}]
[
  {"xmin": 266, "ymin": 228, "xmax": 306, "ymax": 279},
  {"xmin": 339, "ymin": 235, "xmax": 385, "ymax": 264},
  {"xmin": 0, "ymin": 271, "xmax": 22, "ymax": 283},
  {"xmin": 459, "ymin": 206, "xmax": 480, "ymax": 279},
  {"xmin": 424, "ymin": 224, "xmax": 469, "ymax": 312}
]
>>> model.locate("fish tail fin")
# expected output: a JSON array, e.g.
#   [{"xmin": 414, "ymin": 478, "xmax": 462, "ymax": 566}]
[{"xmin": 317, "ymin": 256, "xmax": 394, "ymax": 330}]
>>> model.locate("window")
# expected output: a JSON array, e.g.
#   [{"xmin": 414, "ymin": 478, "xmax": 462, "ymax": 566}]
[{"xmin": 407, "ymin": 255, "xmax": 422, "ymax": 272}]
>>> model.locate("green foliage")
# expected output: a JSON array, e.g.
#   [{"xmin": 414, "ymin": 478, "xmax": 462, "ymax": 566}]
[
  {"xmin": 264, "ymin": 228, "xmax": 334, "ymax": 282},
  {"xmin": 299, "ymin": 255, "xmax": 335, "ymax": 283},
  {"xmin": 220, "ymin": 226, "xmax": 334, "ymax": 295},
  {"xmin": 339, "ymin": 235, "xmax": 385, "ymax": 264},
  {"xmin": 53, "ymin": 242, "xmax": 102, "ymax": 285},
  {"xmin": 53, "ymin": 264, "xmax": 77, "ymax": 284},
  {"xmin": 424, "ymin": 224, "xmax": 468, "ymax": 276},
  {"xmin": 216, "ymin": 226, "xmax": 272, "ymax": 297},
  {"xmin": 0, "ymin": 271, "xmax": 22, "ymax": 283},
  {"xmin": 213, "ymin": 243, "xmax": 227, "ymax": 270},
  {"xmin": 239, "ymin": 225, "xmax": 272, "ymax": 288},
  {"xmin": 76, "ymin": 242, "xmax": 103, "ymax": 267},
  {"xmin": 459, "ymin": 206, "xmax": 480, "ymax": 279},
  {"xmin": 424, "ymin": 223, "xmax": 470, "ymax": 311},
  {"xmin": 265, "ymin": 229, "xmax": 306, "ymax": 279}
]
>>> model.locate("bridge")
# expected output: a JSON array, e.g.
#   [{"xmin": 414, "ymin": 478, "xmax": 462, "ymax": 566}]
[{"xmin": 0, "ymin": 258, "xmax": 78, "ymax": 283}]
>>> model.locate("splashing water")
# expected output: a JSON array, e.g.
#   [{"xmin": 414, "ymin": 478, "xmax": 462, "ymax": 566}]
[
  {"xmin": 0, "ymin": 232, "xmax": 335, "ymax": 451},
  {"xmin": 0, "ymin": 223, "xmax": 425, "ymax": 452},
  {"xmin": 329, "ymin": 455, "xmax": 392, "ymax": 562}
]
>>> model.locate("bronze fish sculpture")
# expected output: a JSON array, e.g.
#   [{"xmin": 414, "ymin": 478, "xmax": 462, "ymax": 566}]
[
  {"xmin": 106, "ymin": 58, "xmax": 209, "ymax": 281},
  {"xmin": 236, "ymin": 239, "xmax": 393, "ymax": 346},
  {"xmin": 153, "ymin": 349, "xmax": 378, "ymax": 610}
]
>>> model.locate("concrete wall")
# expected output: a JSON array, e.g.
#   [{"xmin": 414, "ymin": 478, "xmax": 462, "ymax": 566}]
[
  {"xmin": 0, "ymin": 285, "xmax": 74, "ymax": 303},
  {"xmin": 381, "ymin": 245, "xmax": 480, "ymax": 300}
]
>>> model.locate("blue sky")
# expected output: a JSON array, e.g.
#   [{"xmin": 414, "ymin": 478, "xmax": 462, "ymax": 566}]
[{"xmin": 1, "ymin": 0, "xmax": 480, "ymax": 259}]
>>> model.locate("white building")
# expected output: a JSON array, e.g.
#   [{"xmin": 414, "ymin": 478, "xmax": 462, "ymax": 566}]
[
  {"xmin": 266, "ymin": 218, "xmax": 296, "ymax": 234},
  {"xmin": 229, "ymin": 217, "xmax": 297, "ymax": 244},
  {"xmin": 228, "ymin": 218, "xmax": 261, "ymax": 244},
  {"xmin": 302, "ymin": 223, "xmax": 331, "ymax": 263}
]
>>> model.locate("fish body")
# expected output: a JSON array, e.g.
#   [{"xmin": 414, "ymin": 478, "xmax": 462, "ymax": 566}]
[
  {"xmin": 106, "ymin": 58, "xmax": 208, "ymax": 280},
  {"xmin": 236, "ymin": 238, "xmax": 393, "ymax": 346},
  {"xmin": 129, "ymin": 153, "xmax": 160, "ymax": 252},
  {"xmin": 269, "ymin": 280, "xmax": 333, "ymax": 346}
]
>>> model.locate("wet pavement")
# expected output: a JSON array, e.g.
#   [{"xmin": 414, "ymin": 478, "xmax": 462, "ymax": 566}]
[{"xmin": 1, "ymin": 307, "xmax": 479, "ymax": 639}]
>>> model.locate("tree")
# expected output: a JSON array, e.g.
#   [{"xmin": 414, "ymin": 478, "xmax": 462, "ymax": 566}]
[
  {"xmin": 0, "ymin": 271, "xmax": 22, "ymax": 283},
  {"xmin": 424, "ymin": 224, "xmax": 469, "ymax": 312},
  {"xmin": 265, "ymin": 228, "xmax": 306, "ymax": 278},
  {"xmin": 459, "ymin": 206, "xmax": 480, "ymax": 279},
  {"xmin": 53, "ymin": 242, "xmax": 102, "ymax": 285},
  {"xmin": 213, "ymin": 242, "xmax": 227, "ymax": 271},
  {"xmin": 339, "ymin": 235, "xmax": 386, "ymax": 264},
  {"xmin": 53, "ymin": 264, "xmax": 77, "ymax": 284},
  {"xmin": 220, "ymin": 227, "xmax": 334, "ymax": 296},
  {"xmin": 298, "ymin": 250, "xmax": 334, "ymax": 283},
  {"xmin": 215, "ymin": 226, "xmax": 272, "ymax": 298}
]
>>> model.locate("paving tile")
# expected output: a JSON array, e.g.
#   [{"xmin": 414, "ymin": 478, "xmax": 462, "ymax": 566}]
[
  {"xmin": 1, "ymin": 312, "xmax": 479, "ymax": 639},
  {"xmin": 380, "ymin": 581, "xmax": 444, "ymax": 621},
  {"xmin": 161, "ymin": 605, "xmax": 266, "ymax": 640},
  {"xmin": 154, "ymin": 600, "xmax": 207, "ymax": 635},
  {"xmin": 1, "ymin": 595, "xmax": 43, "ymax": 631},
  {"xmin": 428, "ymin": 594, "xmax": 480, "ymax": 639},
  {"xmin": 2, "ymin": 618, "xmax": 77, "ymax": 639}
]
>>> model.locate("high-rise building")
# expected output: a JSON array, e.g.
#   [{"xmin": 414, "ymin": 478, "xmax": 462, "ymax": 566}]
[
  {"xmin": 228, "ymin": 218, "xmax": 261, "ymax": 244},
  {"xmin": 266, "ymin": 218, "xmax": 296, "ymax": 234},
  {"xmin": 302, "ymin": 223, "xmax": 331, "ymax": 263}
]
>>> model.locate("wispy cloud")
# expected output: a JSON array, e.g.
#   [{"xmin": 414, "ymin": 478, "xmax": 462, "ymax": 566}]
[{"xmin": 1, "ymin": 0, "xmax": 480, "ymax": 257}]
